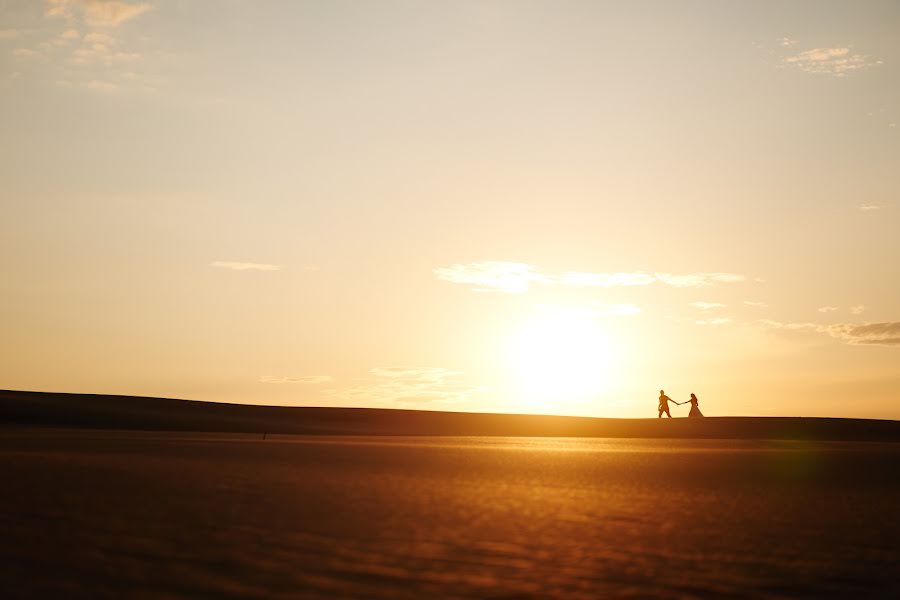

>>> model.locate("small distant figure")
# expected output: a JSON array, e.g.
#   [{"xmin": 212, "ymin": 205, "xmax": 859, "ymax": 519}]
[
  {"xmin": 687, "ymin": 393, "xmax": 704, "ymax": 418},
  {"xmin": 658, "ymin": 390, "xmax": 673, "ymax": 418}
]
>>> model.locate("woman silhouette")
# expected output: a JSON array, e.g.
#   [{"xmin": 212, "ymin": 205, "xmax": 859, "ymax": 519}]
[{"xmin": 687, "ymin": 393, "xmax": 703, "ymax": 418}]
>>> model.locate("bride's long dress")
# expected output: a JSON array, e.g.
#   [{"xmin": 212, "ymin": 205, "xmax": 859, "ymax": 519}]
[{"xmin": 689, "ymin": 401, "xmax": 704, "ymax": 417}]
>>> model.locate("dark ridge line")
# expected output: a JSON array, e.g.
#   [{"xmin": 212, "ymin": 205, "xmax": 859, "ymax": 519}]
[{"xmin": 1, "ymin": 389, "xmax": 899, "ymax": 441}]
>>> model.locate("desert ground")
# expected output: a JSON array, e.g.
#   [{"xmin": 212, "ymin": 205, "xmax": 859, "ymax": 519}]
[
  {"xmin": 1, "ymin": 433, "xmax": 899, "ymax": 598},
  {"xmin": 1, "ymin": 391, "xmax": 899, "ymax": 598}
]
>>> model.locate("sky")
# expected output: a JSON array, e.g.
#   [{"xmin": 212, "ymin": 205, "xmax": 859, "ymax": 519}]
[{"xmin": 1, "ymin": 0, "xmax": 898, "ymax": 419}]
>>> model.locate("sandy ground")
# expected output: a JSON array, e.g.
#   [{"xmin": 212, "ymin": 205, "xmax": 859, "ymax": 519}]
[{"xmin": 1, "ymin": 430, "xmax": 898, "ymax": 599}]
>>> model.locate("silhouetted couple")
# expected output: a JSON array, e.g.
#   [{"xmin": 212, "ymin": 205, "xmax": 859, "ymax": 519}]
[{"xmin": 658, "ymin": 390, "xmax": 703, "ymax": 418}]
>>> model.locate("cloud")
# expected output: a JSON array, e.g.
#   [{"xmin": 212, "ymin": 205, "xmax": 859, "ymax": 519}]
[
  {"xmin": 850, "ymin": 305, "xmax": 867, "ymax": 315},
  {"xmin": 859, "ymin": 204, "xmax": 881, "ymax": 211},
  {"xmin": 695, "ymin": 317, "xmax": 732, "ymax": 326},
  {"xmin": 760, "ymin": 319, "xmax": 819, "ymax": 332},
  {"xmin": 84, "ymin": 31, "xmax": 115, "ymax": 45},
  {"xmin": 779, "ymin": 37, "xmax": 798, "ymax": 47},
  {"xmin": 67, "ymin": 30, "xmax": 141, "ymax": 65},
  {"xmin": 743, "ymin": 301, "xmax": 768, "ymax": 307},
  {"xmin": 692, "ymin": 301, "xmax": 726, "ymax": 310},
  {"xmin": 761, "ymin": 320, "xmax": 900, "ymax": 347},
  {"xmin": 259, "ymin": 375, "xmax": 333, "ymax": 384},
  {"xmin": 369, "ymin": 367, "xmax": 462, "ymax": 381},
  {"xmin": 435, "ymin": 262, "xmax": 745, "ymax": 293},
  {"xmin": 564, "ymin": 272, "xmax": 744, "ymax": 288},
  {"xmin": 827, "ymin": 322, "xmax": 900, "ymax": 346},
  {"xmin": 45, "ymin": 0, "xmax": 152, "ymax": 28},
  {"xmin": 86, "ymin": 78, "xmax": 119, "ymax": 92},
  {"xmin": 330, "ymin": 366, "xmax": 482, "ymax": 405},
  {"xmin": 655, "ymin": 273, "xmax": 745, "ymax": 287},
  {"xmin": 818, "ymin": 306, "xmax": 839, "ymax": 313},
  {"xmin": 0, "ymin": 29, "xmax": 20, "ymax": 40},
  {"xmin": 557, "ymin": 271, "xmax": 657, "ymax": 287},
  {"xmin": 211, "ymin": 261, "xmax": 281, "ymax": 271},
  {"xmin": 434, "ymin": 261, "xmax": 548, "ymax": 294},
  {"xmin": 782, "ymin": 46, "xmax": 881, "ymax": 76},
  {"xmin": 4, "ymin": 2, "xmax": 153, "ymax": 93}
]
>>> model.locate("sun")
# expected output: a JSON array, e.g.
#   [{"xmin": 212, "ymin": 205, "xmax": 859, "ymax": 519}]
[{"xmin": 504, "ymin": 307, "xmax": 616, "ymax": 412}]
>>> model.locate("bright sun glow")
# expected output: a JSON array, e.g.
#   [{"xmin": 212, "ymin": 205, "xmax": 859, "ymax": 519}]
[{"xmin": 504, "ymin": 307, "xmax": 616, "ymax": 412}]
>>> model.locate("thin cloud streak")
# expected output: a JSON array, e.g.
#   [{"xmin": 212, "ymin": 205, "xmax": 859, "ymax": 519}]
[
  {"xmin": 656, "ymin": 273, "xmax": 744, "ymax": 287},
  {"xmin": 692, "ymin": 301, "xmax": 726, "ymax": 310},
  {"xmin": 434, "ymin": 261, "xmax": 547, "ymax": 294},
  {"xmin": 762, "ymin": 320, "xmax": 900, "ymax": 347},
  {"xmin": 435, "ymin": 262, "xmax": 745, "ymax": 294},
  {"xmin": 86, "ymin": 78, "xmax": 119, "ymax": 92},
  {"xmin": 45, "ymin": 0, "xmax": 152, "ymax": 28},
  {"xmin": 558, "ymin": 272, "xmax": 657, "ymax": 287},
  {"xmin": 695, "ymin": 317, "xmax": 732, "ymax": 326},
  {"xmin": 782, "ymin": 46, "xmax": 881, "ymax": 76}
]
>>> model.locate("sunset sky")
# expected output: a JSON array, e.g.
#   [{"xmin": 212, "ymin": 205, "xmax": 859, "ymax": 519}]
[{"xmin": 2, "ymin": 1, "xmax": 898, "ymax": 418}]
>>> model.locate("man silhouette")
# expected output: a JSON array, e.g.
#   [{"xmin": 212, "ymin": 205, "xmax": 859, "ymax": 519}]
[{"xmin": 658, "ymin": 389, "xmax": 673, "ymax": 418}]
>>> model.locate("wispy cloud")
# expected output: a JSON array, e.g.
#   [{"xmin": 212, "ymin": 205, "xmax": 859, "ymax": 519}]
[
  {"xmin": 858, "ymin": 204, "xmax": 880, "ymax": 211},
  {"xmin": 86, "ymin": 78, "xmax": 119, "ymax": 92},
  {"xmin": 0, "ymin": 29, "xmax": 21, "ymax": 40},
  {"xmin": 692, "ymin": 301, "xmax": 726, "ymax": 310},
  {"xmin": 67, "ymin": 31, "xmax": 140, "ymax": 66},
  {"xmin": 45, "ymin": 0, "xmax": 152, "ymax": 28},
  {"xmin": 13, "ymin": 48, "xmax": 41, "ymax": 58},
  {"xmin": 656, "ymin": 273, "xmax": 744, "ymax": 287},
  {"xmin": 211, "ymin": 261, "xmax": 281, "ymax": 271},
  {"xmin": 695, "ymin": 317, "xmax": 732, "ymax": 326},
  {"xmin": 828, "ymin": 322, "xmax": 900, "ymax": 346},
  {"xmin": 782, "ymin": 46, "xmax": 881, "ymax": 76},
  {"xmin": 369, "ymin": 367, "xmax": 461, "ymax": 381},
  {"xmin": 330, "ymin": 367, "xmax": 482, "ymax": 405},
  {"xmin": 779, "ymin": 37, "xmax": 798, "ymax": 47},
  {"xmin": 434, "ymin": 261, "xmax": 548, "ymax": 294},
  {"xmin": 259, "ymin": 375, "xmax": 333, "ymax": 384},
  {"xmin": 743, "ymin": 301, "xmax": 768, "ymax": 307},
  {"xmin": 435, "ymin": 262, "xmax": 745, "ymax": 294},
  {"xmin": 818, "ymin": 306, "xmax": 839, "ymax": 313},
  {"xmin": 557, "ymin": 271, "xmax": 657, "ymax": 287},
  {"xmin": 6, "ymin": 1, "xmax": 154, "ymax": 93},
  {"xmin": 850, "ymin": 305, "xmax": 867, "ymax": 315},
  {"xmin": 762, "ymin": 320, "xmax": 900, "ymax": 347}
]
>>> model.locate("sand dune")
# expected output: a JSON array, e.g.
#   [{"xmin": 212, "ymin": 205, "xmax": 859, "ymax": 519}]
[{"xmin": 2, "ymin": 389, "xmax": 898, "ymax": 441}]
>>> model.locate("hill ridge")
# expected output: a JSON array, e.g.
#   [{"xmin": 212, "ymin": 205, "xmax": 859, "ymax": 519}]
[{"xmin": 1, "ymin": 389, "xmax": 898, "ymax": 441}]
